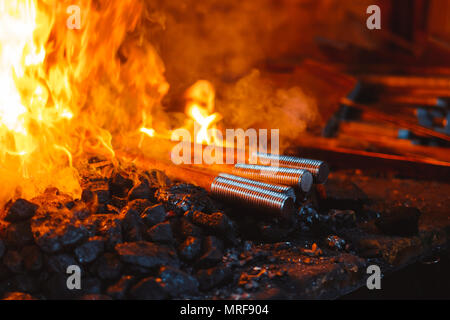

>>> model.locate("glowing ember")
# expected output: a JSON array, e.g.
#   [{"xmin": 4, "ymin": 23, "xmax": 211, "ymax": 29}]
[{"xmin": 140, "ymin": 127, "xmax": 156, "ymax": 138}]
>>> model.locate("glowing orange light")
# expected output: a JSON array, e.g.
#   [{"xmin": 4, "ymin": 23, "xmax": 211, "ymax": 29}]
[{"xmin": 185, "ymin": 80, "xmax": 222, "ymax": 145}]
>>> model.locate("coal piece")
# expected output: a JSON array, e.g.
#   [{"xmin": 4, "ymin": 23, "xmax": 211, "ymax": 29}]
[
  {"xmin": 3, "ymin": 199, "xmax": 38, "ymax": 222},
  {"xmin": 192, "ymin": 211, "xmax": 235, "ymax": 236},
  {"xmin": 5, "ymin": 221, "xmax": 34, "ymax": 247},
  {"xmin": 141, "ymin": 204, "xmax": 167, "ymax": 227},
  {"xmin": 31, "ymin": 207, "xmax": 90, "ymax": 253},
  {"xmin": 3, "ymin": 250, "xmax": 23, "ymax": 273},
  {"xmin": 106, "ymin": 275, "xmax": 136, "ymax": 300},
  {"xmin": 178, "ymin": 236, "xmax": 202, "ymax": 261},
  {"xmin": 95, "ymin": 253, "xmax": 123, "ymax": 280},
  {"xmin": 146, "ymin": 221, "xmax": 174, "ymax": 244},
  {"xmin": 176, "ymin": 218, "xmax": 203, "ymax": 240},
  {"xmin": 196, "ymin": 236, "xmax": 223, "ymax": 268},
  {"xmin": 155, "ymin": 183, "xmax": 219, "ymax": 215},
  {"xmin": 109, "ymin": 172, "xmax": 134, "ymax": 198},
  {"xmin": 46, "ymin": 254, "xmax": 79, "ymax": 274},
  {"xmin": 121, "ymin": 209, "xmax": 146, "ymax": 242},
  {"xmin": 127, "ymin": 199, "xmax": 153, "ymax": 215},
  {"xmin": 158, "ymin": 266, "xmax": 199, "ymax": 297},
  {"xmin": 129, "ymin": 277, "xmax": 167, "ymax": 300},
  {"xmin": 21, "ymin": 245, "xmax": 43, "ymax": 272},
  {"xmin": 115, "ymin": 241, "xmax": 179, "ymax": 269},
  {"xmin": 196, "ymin": 266, "xmax": 232, "ymax": 291},
  {"xmin": 74, "ymin": 236, "xmax": 105, "ymax": 264},
  {"xmin": 128, "ymin": 182, "xmax": 152, "ymax": 201},
  {"xmin": 84, "ymin": 215, "xmax": 123, "ymax": 251}
]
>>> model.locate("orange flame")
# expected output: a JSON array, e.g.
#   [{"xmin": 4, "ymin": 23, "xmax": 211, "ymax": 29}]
[
  {"xmin": 0, "ymin": 0, "xmax": 225, "ymax": 204},
  {"xmin": 185, "ymin": 80, "xmax": 222, "ymax": 145},
  {"xmin": 0, "ymin": 0, "xmax": 169, "ymax": 203},
  {"xmin": 0, "ymin": 0, "xmax": 81, "ymax": 202}
]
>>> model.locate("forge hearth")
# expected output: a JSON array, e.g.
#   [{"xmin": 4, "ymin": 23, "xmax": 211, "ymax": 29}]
[
  {"xmin": 0, "ymin": 0, "xmax": 449, "ymax": 302},
  {"xmin": 0, "ymin": 158, "xmax": 448, "ymax": 300}
]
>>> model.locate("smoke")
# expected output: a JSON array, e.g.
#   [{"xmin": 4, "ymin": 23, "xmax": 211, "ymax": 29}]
[{"xmin": 216, "ymin": 70, "xmax": 320, "ymax": 148}]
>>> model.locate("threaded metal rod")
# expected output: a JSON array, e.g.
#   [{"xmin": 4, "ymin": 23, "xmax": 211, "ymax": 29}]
[
  {"xmin": 233, "ymin": 164, "xmax": 313, "ymax": 193},
  {"xmin": 218, "ymin": 173, "xmax": 296, "ymax": 201},
  {"xmin": 211, "ymin": 176, "xmax": 295, "ymax": 219},
  {"xmin": 254, "ymin": 152, "xmax": 329, "ymax": 184}
]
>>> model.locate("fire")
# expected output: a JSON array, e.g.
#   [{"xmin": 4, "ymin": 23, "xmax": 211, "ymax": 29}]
[
  {"xmin": 0, "ymin": 0, "xmax": 169, "ymax": 203},
  {"xmin": 0, "ymin": 0, "xmax": 223, "ymax": 204},
  {"xmin": 185, "ymin": 80, "xmax": 222, "ymax": 145},
  {"xmin": 0, "ymin": 0, "xmax": 80, "ymax": 203}
]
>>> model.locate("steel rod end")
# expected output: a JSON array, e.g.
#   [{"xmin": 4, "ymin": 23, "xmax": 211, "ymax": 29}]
[{"xmin": 299, "ymin": 170, "xmax": 314, "ymax": 193}]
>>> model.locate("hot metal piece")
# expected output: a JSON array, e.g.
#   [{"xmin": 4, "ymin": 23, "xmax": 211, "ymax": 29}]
[
  {"xmin": 233, "ymin": 164, "xmax": 314, "ymax": 193},
  {"xmin": 218, "ymin": 173, "xmax": 296, "ymax": 201},
  {"xmin": 210, "ymin": 176, "xmax": 295, "ymax": 219},
  {"xmin": 254, "ymin": 153, "xmax": 329, "ymax": 184}
]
